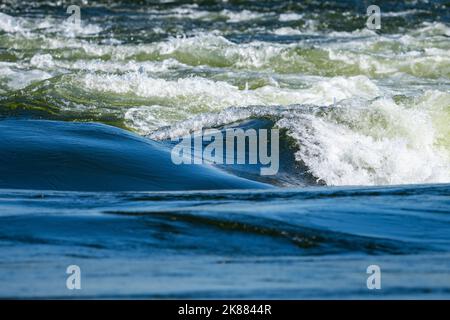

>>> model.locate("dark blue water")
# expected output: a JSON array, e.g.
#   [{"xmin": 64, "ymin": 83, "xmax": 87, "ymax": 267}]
[{"xmin": 0, "ymin": 120, "xmax": 449, "ymax": 299}]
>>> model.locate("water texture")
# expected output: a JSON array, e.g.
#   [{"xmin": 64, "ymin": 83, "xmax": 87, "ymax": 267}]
[{"xmin": 0, "ymin": 0, "xmax": 449, "ymax": 298}]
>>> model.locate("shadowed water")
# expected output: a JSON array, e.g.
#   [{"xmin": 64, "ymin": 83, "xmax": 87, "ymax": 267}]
[{"xmin": 0, "ymin": 183, "xmax": 449, "ymax": 298}]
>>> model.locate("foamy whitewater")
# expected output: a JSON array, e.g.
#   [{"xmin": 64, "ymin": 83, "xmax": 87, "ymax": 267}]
[{"xmin": 0, "ymin": 0, "xmax": 449, "ymax": 299}]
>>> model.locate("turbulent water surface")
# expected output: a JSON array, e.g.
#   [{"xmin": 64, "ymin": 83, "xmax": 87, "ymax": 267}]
[{"xmin": 0, "ymin": 0, "xmax": 449, "ymax": 298}]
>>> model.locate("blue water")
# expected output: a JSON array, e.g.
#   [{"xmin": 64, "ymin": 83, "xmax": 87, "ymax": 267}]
[{"xmin": 0, "ymin": 120, "xmax": 449, "ymax": 299}]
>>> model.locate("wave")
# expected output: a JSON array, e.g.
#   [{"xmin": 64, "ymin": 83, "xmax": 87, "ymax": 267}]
[
  {"xmin": 1, "ymin": 79, "xmax": 448, "ymax": 187},
  {"xmin": 0, "ymin": 120, "xmax": 269, "ymax": 191},
  {"xmin": 2, "ymin": 15, "xmax": 449, "ymax": 79},
  {"xmin": 0, "ymin": 72, "xmax": 381, "ymax": 125},
  {"xmin": 1, "ymin": 1, "xmax": 450, "ymax": 299},
  {"xmin": 149, "ymin": 92, "xmax": 450, "ymax": 186},
  {"xmin": 1, "ymin": 3, "xmax": 449, "ymax": 189}
]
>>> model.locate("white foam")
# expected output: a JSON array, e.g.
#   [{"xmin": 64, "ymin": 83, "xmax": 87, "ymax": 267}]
[
  {"xmin": 383, "ymin": 10, "xmax": 422, "ymax": 17},
  {"xmin": 125, "ymin": 106, "xmax": 172, "ymax": 133},
  {"xmin": 279, "ymin": 97, "xmax": 450, "ymax": 186},
  {"xmin": 59, "ymin": 20, "xmax": 103, "ymax": 37},
  {"xmin": 327, "ymin": 44, "xmax": 450, "ymax": 77},
  {"xmin": 30, "ymin": 53, "xmax": 54, "ymax": 69},
  {"xmin": 0, "ymin": 12, "xmax": 102, "ymax": 38},
  {"xmin": 415, "ymin": 22, "xmax": 450, "ymax": 37},
  {"xmin": 80, "ymin": 72, "xmax": 380, "ymax": 134},
  {"xmin": 279, "ymin": 13, "xmax": 304, "ymax": 22},
  {"xmin": 5, "ymin": 68, "xmax": 52, "ymax": 90},
  {"xmin": 221, "ymin": 9, "xmax": 266, "ymax": 23},
  {"xmin": 0, "ymin": 59, "xmax": 52, "ymax": 90},
  {"xmin": 0, "ymin": 12, "xmax": 25, "ymax": 33},
  {"xmin": 61, "ymin": 58, "xmax": 183, "ymax": 73},
  {"xmin": 272, "ymin": 27, "xmax": 303, "ymax": 36}
]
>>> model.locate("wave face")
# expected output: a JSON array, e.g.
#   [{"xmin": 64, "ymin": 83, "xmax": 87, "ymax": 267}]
[
  {"xmin": 1, "ymin": 0, "xmax": 450, "ymax": 299},
  {"xmin": 0, "ymin": 120, "xmax": 268, "ymax": 191}
]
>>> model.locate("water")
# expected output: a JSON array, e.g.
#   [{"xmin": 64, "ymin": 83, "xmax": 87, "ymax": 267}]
[
  {"xmin": 0, "ymin": 1, "xmax": 449, "ymax": 298},
  {"xmin": 1, "ymin": 182, "xmax": 450, "ymax": 298}
]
